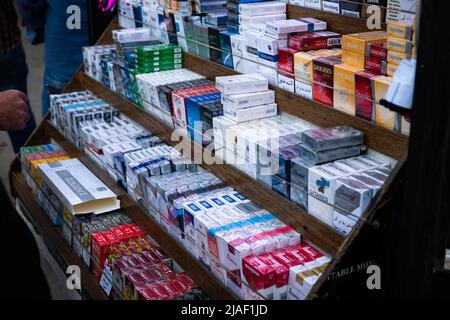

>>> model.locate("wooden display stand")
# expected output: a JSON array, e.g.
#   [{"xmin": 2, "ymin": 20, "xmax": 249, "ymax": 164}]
[{"xmin": 9, "ymin": 6, "xmax": 409, "ymax": 300}]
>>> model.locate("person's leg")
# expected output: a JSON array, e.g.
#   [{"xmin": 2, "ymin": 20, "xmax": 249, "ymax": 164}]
[{"xmin": 0, "ymin": 45, "xmax": 37, "ymax": 153}]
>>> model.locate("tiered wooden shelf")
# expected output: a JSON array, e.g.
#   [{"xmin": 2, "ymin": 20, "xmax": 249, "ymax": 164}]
[{"xmin": 9, "ymin": 5, "xmax": 409, "ymax": 300}]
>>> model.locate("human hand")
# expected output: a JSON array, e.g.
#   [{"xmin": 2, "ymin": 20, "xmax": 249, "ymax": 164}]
[{"xmin": 0, "ymin": 90, "xmax": 30, "ymax": 131}]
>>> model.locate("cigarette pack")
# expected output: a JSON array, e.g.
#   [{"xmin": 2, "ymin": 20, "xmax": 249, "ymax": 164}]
[
  {"xmin": 204, "ymin": 10, "xmax": 228, "ymax": 27},
  {"xmin": 278, "ymin": 48, "xmax": 299, "ymax": 74},
  {"xmin": 219, "ymin": 31, "xmax": 235, "ymax": 69},
  {"xmin": 334, "ymin": 177, "xmax": 373, "ymax": 217},
  {"xmin": 312, "ymin": 56, "xmax": 342, "ymax": 108},
  {"xmin": 222, "ymin": 90, "xmax": 275, "ymax": 109},
  {"xmin": 308, "ymin": 164, "xmax": 343, "ymax": 206},
  {"xmin": 355, "ymin": 71, "xmax": 378, "ymax": 121},
  {"xmin": 386, "ymin": 0, "xmax": 417, "ymax": 23},
  {"xmin": 242, "ymin": 256, "xmax": 276, "ymax": 299},
  {"xmin": 304, "ymin": 0, "xmax": 323, "ymax": 10},
  {"xmin": 334, "ymin": 63, "xmax": 364, "ymax": 116},
  {"xmin": 223, "ymin": 103, "xmax": 278, "ymax": 123},
  {"xmin": 288, "ymin": 31, "xmax": 342, "ymax": 51},
  {"xmin": 365, "ymin": 42, "xmax": 388, "ymax": 61},
  {"xmin": 208, "ymin": 26, "xmax": 226, "ymax": 65},
  {"xmin": 340, "ymin": 0, "xmax": 362, "ymax": 18},
  {"xmin": 387, "ymin": 62, "xmax": 398, "ymax": 77},
  {"xmin": 342, "ymin": 31, "xmax": 387, "ymax": 55},
  {"xmin": 387, "ymin": 36, "xmax": 413, "ymax": 54},
  {"xmin": 322, "ymin": 0, "xmax": 341, "ymax": 14},
  {"xmin": 38, "ymin": 158, "xmax": 120, "ymax": 215},
  {"xmin": 239, "ymin": 2, "xmax": 286, "ymax": 16},
  {"xmin": 300, "ymin": 143, "xmax": 363, "ymax": 165},
  {"xmin": 387, "ymin": 21, "xmax": 413, "ymax": 40},
  {"xmin": 216, "ymin": 74, "xmax": 269, "ymax": 95},
  {"xmin": 257, "ymin": 35, "xmax": 288, "ymax": 56},
  {"xmin": 365, "ymin": 57, "xmax": 388, "ymax": 75},
  {"xmin": 373, "ymin": 76, "xmax": 396, "ymax": 130},
  {"xmin": 387, "ymin": 50, "xmax": 410, "ymax": 65}
]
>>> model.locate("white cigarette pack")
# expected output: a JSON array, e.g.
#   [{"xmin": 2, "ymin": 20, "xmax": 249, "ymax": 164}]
[
  {"xmin": 239, "ymin": 2, "xmax": 286, "ymax": 16},
  {"xmin": 332, "ymin": 208, "xmax": 357, "ymax": 235},
  {"xmin": 257, "ymin": 35, "xmax": 288, "ymax": 56},
  {"xmin": 308, "ymin": 195, "xmax": 333, "ymax": 225},
  {"xmin": 334, "ymin": 177, "xmax": 373, "ymax": 217},
  {"xmin": 308, "ymin": 165, "xmax": 343, "ymax": 205},
  {"xmin": 216, "ymin": 73, "xmax": 269, "ymax": 95},
  {"xmin": 239, "ymin": 13, "xmax": 286, "ymax": 25},
  {"xmin": 224, "ymin": 103, "xmax": 278, "ymax": 123},
  {"xmin": 265, "ymin": 19, "xmax": 310, "ymax": 35},
  {"xmin": 38, "ymin": 158, "xmax": 120, "ymax": 215},
  {"xmin": 222, "ymin": 90, "xmax": 275, "ymax": 109}
]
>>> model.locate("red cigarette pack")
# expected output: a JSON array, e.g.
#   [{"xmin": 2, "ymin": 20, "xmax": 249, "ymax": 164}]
[
  {"xmin": 355, "ymin": 71, "xmax": 378, "ymax": 121},
  {"xmin": 242, "ymin": 255, "xmax": 276, "ymax": 297},
  {"xmin": 278, "ymin": 47, "xmax": 299, "ymax": 74},
  {"xmin": 365, "ymin": 42, "xmax": 387, "ymax": 61},
  {"xmin": 313, "ymin": 56, "xmax": 342, "ymax": 107},
  {"xmin": 364, "ymin": 57, "xmax": 387, "ymax": 75},
  {"xmin": 288, "ymin": 31, "xmax": 342, "ymax": 51}
]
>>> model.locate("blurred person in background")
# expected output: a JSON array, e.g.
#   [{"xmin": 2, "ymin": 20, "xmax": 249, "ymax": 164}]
[
  {"xmin": 16, "ymin": 0, "xmax": 89, "ymax": 116},
  {"xmin": 0, "ymin": 0, "xmax": 37, "ymax": 154},
  {"xmin": 0, "ymin": 89, "xmax": 50, "ymax": 299}
]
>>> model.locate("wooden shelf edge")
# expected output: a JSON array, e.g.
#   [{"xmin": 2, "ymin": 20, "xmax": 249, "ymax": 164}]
[
  {"xmin": 10, "ymin": 172, "xmax": 108, "ymax": 300},
  {"xmin": 44, "ymin": 121, "xmax": 236, "ymax": 300},
  {"xmin": 79, "ymin": 72, "xmax": 345, "ymax": 257}
]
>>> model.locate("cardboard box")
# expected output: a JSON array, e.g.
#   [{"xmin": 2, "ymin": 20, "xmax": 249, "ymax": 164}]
[
  {"xmin": 342, "ymin": 31, "xmax": 387, "ymax": 55},
  {"xmin": 334, "ymin": 64, "xmax": 364, "ymax": 116},
  {"xmin": 312, "ymin": 56, "xmax": 342, "ymax": 108},
  {"xmin": 355, "ymin": 71, "xmax": 379, "ymax": 121},
  {"xmin": 38, "ymin": 158, "xmax": 120, "ymax": 215}
]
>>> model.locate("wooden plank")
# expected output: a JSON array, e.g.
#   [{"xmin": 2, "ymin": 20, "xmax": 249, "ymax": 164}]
[
  {"xmin": 80, "ymin": 73, "xmax": 345, "ymax": 257},
  {"xmin": 44, "ymin": 122, "xmax": 236, "ymax": 300},
  {"xmin": 183, "ymin": 52, "xmax": 409, "ymax": 161},
  {"xmin": 286, "ymin": 4, "xmax": 386, "ymax": 34},
  {"xmin": 10, "ymin": 172, "xmax": 108, "ymax": 300}
]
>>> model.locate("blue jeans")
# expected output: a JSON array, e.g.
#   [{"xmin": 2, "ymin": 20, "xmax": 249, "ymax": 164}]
[{"xmin": 0, "ymin": 45, "xmax": 37, "ymax": 154}]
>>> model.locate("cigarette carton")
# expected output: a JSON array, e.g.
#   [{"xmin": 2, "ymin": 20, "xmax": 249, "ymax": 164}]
[
  {"xmin": 355, "ymin": 71, "xmax": 378, "ymax": 121},
  {"xmin": 239, "ymin": 13, "xmax": 286, "ymax": 25},
  {"xmin": 266, "ymin": 18, "xmax": 326, "ymax": 37},
  {"xmin": 312, "ymin": 56, "xmax": 342, "ymax": 108},
  {"xmin": 304, "ymin": 0, "xmax": 323, "ymax": 10},
  {"xmin": 239, "ymin": 2, "xmax": 286, "ymax": 16},
  {"xmin": 301, "ymin": 126, "xmax": 364, "ymax": 152},
  {"xmin": 387, "ymin": 62, "xmax": 398, "ymax": 77},
  {"xmin": 222, "ymin": 90, "xmax": 275, "ymax": 109},
  {"xmin": 342, "ymin": 31, "xmax": 387, "ymax": 55},
  {"xmin": 223, "ymin": 103, "xmax": 277, "ymax": 123},
  {"xmin": 216, "ymin": 74, "xmax": 269, "ymax": 95},
  {"xmin": 351, "ymin": 173, "xmax": 383, "ymax": 197},
  {"xmin": 387, "ymin": 50, "xmax": 410, "ymax": 65},
  {"xmin": 387, "ymin": 36, "xmax": 413, "ymax": 54},
  {"xmin": 373, "ymin": 76, "xmax": 396, "ymax": 130},
  {"xmin": 38, "ymin": 158, "xmax": 120, "ymax": 215},
  {"xmin": 288, "ymin": 31, "xmax": 342, "ymax": 51},
  {"xmin": 300, "ymin": 144, "xmax": 363, "ymax": 164},
  {"xmin": 334, "ymin": 64, "xmax": 364, "ymax": 116},
  {"xmin": 387, "ymin": 21, "xmax": 413, "ymax": 40},
  {"xmin": 278, "ymin": 73, "xmax": 295, "ymax": 93}
]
